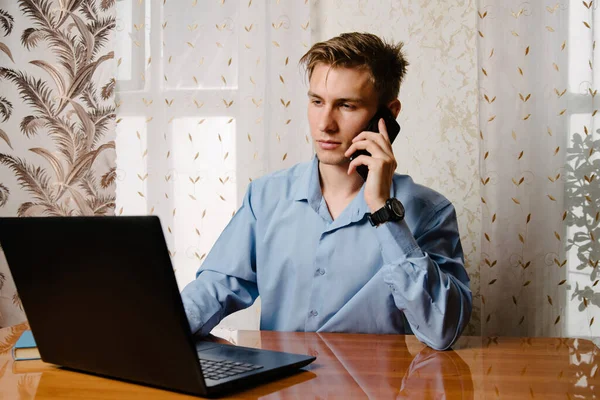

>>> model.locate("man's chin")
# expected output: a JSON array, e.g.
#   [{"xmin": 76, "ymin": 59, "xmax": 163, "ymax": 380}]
[{"xmin": 315, "ymin": 151, "xmax": 349, "ymax": 166}]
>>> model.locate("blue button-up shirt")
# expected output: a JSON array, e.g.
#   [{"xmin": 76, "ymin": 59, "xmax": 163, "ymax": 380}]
[{"xmin": 181, "ymin": 156, "xmax": 472, "ymax": 350}]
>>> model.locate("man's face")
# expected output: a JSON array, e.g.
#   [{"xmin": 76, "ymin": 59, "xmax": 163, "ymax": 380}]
[{"xmin": 307, "ymin": 63, "xmax": 378, "ymax": 167}]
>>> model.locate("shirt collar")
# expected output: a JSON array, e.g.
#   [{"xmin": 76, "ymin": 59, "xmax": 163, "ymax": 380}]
[
  {"xmin": 292, "ymin": 155, "xmax": 396, "ymax": 224},
  {"xmin": 292, "ymin": 155, "xmax": 320, "ymax": 207}
]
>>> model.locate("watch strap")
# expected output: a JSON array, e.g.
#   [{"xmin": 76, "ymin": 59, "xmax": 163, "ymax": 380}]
[
  {"xmin": 368, "ymin": 205, "xmax": 390, "ymax": 226},
  {"xmin": 368, "ymin": 198, "xmax": 404, "ymax": 226}
]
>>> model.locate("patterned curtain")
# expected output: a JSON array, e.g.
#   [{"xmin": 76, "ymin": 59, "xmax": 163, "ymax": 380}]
[
  {"xmin": 478, "ymin": 1, "xmax": 600, "ymax": 341},
  {"xmin": 113, "ymin": 0, "xmax": 312, "ymax": 330},
  {"xmin": 0, "ymin": 0, "xmax": 116, "ymax": 327}
]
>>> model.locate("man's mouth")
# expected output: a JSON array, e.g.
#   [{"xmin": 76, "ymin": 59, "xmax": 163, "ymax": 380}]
[{"xmin": 317, "ymin": 140, "xmax": 341, "ymax": 150}]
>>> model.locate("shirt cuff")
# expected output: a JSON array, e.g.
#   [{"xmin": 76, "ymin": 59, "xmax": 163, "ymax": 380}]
[
  {"xmin": 374, "ymin": 219, "xmax": 423, "ymax": 265},
  {"xmin": 181, "ymin": 276, "xmax": 225, "ymax": 335}
]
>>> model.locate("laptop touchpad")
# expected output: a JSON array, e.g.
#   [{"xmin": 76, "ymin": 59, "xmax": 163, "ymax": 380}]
[{"xmin": 196, "ymin": 341, "xmax": 221, "ymax": 352}]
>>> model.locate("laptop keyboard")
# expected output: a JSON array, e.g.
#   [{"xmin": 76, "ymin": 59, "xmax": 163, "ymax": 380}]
[{"xmin": 199, "ymin": 358, "xmax": 264, "ymax": 381}]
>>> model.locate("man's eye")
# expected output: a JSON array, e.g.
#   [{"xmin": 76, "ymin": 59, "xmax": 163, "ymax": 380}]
[
  {"xmin": 311, "ymin": 100, "xmax": 322, "ymax": 105},
  {"xmin": 341, "ymin": 104, "xmax": 354, "ymax": 109}
]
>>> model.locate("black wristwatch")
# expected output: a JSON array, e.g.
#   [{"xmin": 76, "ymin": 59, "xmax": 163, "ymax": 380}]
[{"xmin": 368, "ymin": 198, "xmax": 405, "ymax": 226}]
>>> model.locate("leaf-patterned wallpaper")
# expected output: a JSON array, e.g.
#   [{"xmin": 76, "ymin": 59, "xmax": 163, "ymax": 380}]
[{"xmin": 0, "ymin": 0, "xmax": 116, "ymax": 327}]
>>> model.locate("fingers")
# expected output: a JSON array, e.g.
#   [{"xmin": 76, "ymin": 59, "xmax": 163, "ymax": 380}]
[
  {"xmin": 345, "ymin": 138, "xmax": 390, "ymax": 160},
  {"xmin": 378, "ymin": 118, "xmax": 390, "ymax": 143},
  {"xmin": 352, "ymin": 129, "xmax": 393, "ymax": 155},
  {"xmin": 347, "ymin": 154, "xmax": 377, "ymax": 175},
  {"xmin": 347, "ymin": 154, "xmax": 395, "ymax": 176},
  {"xmin": 346, "ymin": 118, "xmax": 397, "ymax": 177},
  {"xmin": 353, "ymin": 119, "xmax": 390, "ymax": 143}
]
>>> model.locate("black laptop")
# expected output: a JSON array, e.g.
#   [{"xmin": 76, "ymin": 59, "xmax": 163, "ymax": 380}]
[{"xmin": 0, "ymin": 216, "xmax": 315, "ymax": 397}]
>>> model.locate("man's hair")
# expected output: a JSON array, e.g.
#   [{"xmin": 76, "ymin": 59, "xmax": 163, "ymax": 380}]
[{"xmin": 299, "ymin": 32, "xmax": 409, "ymax": 104}]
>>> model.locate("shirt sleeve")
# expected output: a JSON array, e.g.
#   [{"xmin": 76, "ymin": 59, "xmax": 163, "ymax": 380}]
[
  {"xmin": 180, "ymin": 182, "xmax": 259, "ymax": 336},
  {"xmin": 374, "ymin": 200, "xmax": 472, "ymax": 350}
]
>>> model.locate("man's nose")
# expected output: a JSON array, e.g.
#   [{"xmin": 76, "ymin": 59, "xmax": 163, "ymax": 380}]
[{"xmin": 317, "ymin": 106, "xmax": 338, "ymax": 133}]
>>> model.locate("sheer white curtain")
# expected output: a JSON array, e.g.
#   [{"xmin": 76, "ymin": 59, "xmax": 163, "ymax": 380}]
[
  {"xmin": 478, "ymin": 1, "xmax": 599, "ymax": 342},
  {"xmin": 114, "ymin": 0, "xmax": 311, "ymax": 330}
]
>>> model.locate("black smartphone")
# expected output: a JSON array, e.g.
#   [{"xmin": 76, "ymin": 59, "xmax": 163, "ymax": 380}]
[{"xmin": 349, "ymin": 106, "xmax": 401, "ymax": 181}]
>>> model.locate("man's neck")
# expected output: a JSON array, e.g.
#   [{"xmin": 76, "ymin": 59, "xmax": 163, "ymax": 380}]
[{"xmin": 318, "ymin": 161, "xmax": 363, "ymax": 199}]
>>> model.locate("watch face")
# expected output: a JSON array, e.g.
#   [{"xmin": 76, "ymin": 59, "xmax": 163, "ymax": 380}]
[{"xmin": 389, "ymin": 199, "xmax": 404, "ymax": 217}]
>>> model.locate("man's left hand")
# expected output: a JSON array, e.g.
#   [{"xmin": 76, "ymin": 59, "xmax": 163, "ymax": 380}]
[{"xmin": 344, "ymin": 117, "xmax": 397, "ymax": 213}]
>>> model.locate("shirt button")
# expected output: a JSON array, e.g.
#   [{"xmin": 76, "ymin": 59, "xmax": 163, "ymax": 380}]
[
  {"xmin": 316, "ymin": 268, "xmax": 325, "ymax": 276},
  {"xmin": 309, "ymin": 310, "xmax": 318, "ymax": 317}
]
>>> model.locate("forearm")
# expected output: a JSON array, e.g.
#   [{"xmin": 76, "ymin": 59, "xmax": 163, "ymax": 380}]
[
  {"xmin": 375, "ymin": 217, "xmax": 472, "ymax": 350},
  {"xmin": 383, "ymin": 251, "xmax": 471, "ymax": 350},
  {"xmin": 181, "ymin": 270, "xmax": 258, "ymax": 336}
]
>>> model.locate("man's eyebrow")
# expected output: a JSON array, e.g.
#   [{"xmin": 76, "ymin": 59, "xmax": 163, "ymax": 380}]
[
  {"xmin": 307, "ymin": 91, "xmax": 364, "ymax": 103},
  {"xmin": 337, "ymin": 97, "xmax": 363, "ymax": 104}
]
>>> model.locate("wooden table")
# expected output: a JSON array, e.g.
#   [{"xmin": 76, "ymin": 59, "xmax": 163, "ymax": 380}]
[{"xmin": 0, "ymin": 323, "xmax": 598, "ymax": 399}]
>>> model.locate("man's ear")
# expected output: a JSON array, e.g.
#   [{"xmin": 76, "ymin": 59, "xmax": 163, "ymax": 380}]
[{"xmin": 387, "ymin": 99, "xmax": 401, "ymax": 118}]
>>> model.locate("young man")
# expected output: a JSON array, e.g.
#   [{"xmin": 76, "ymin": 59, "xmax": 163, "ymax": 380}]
[{"xmin": 181, "ymin": 32, "xmax": 471, "ymax": 350}]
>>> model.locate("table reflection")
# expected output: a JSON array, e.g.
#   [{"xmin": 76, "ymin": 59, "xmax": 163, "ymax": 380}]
[
  {"xmin": 0, "ymin": 323, "xmax": 597, "ymax": 399},
  {"xmin": 243, "ymin": 331, "xmax": 474, "ymax": 399}
]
